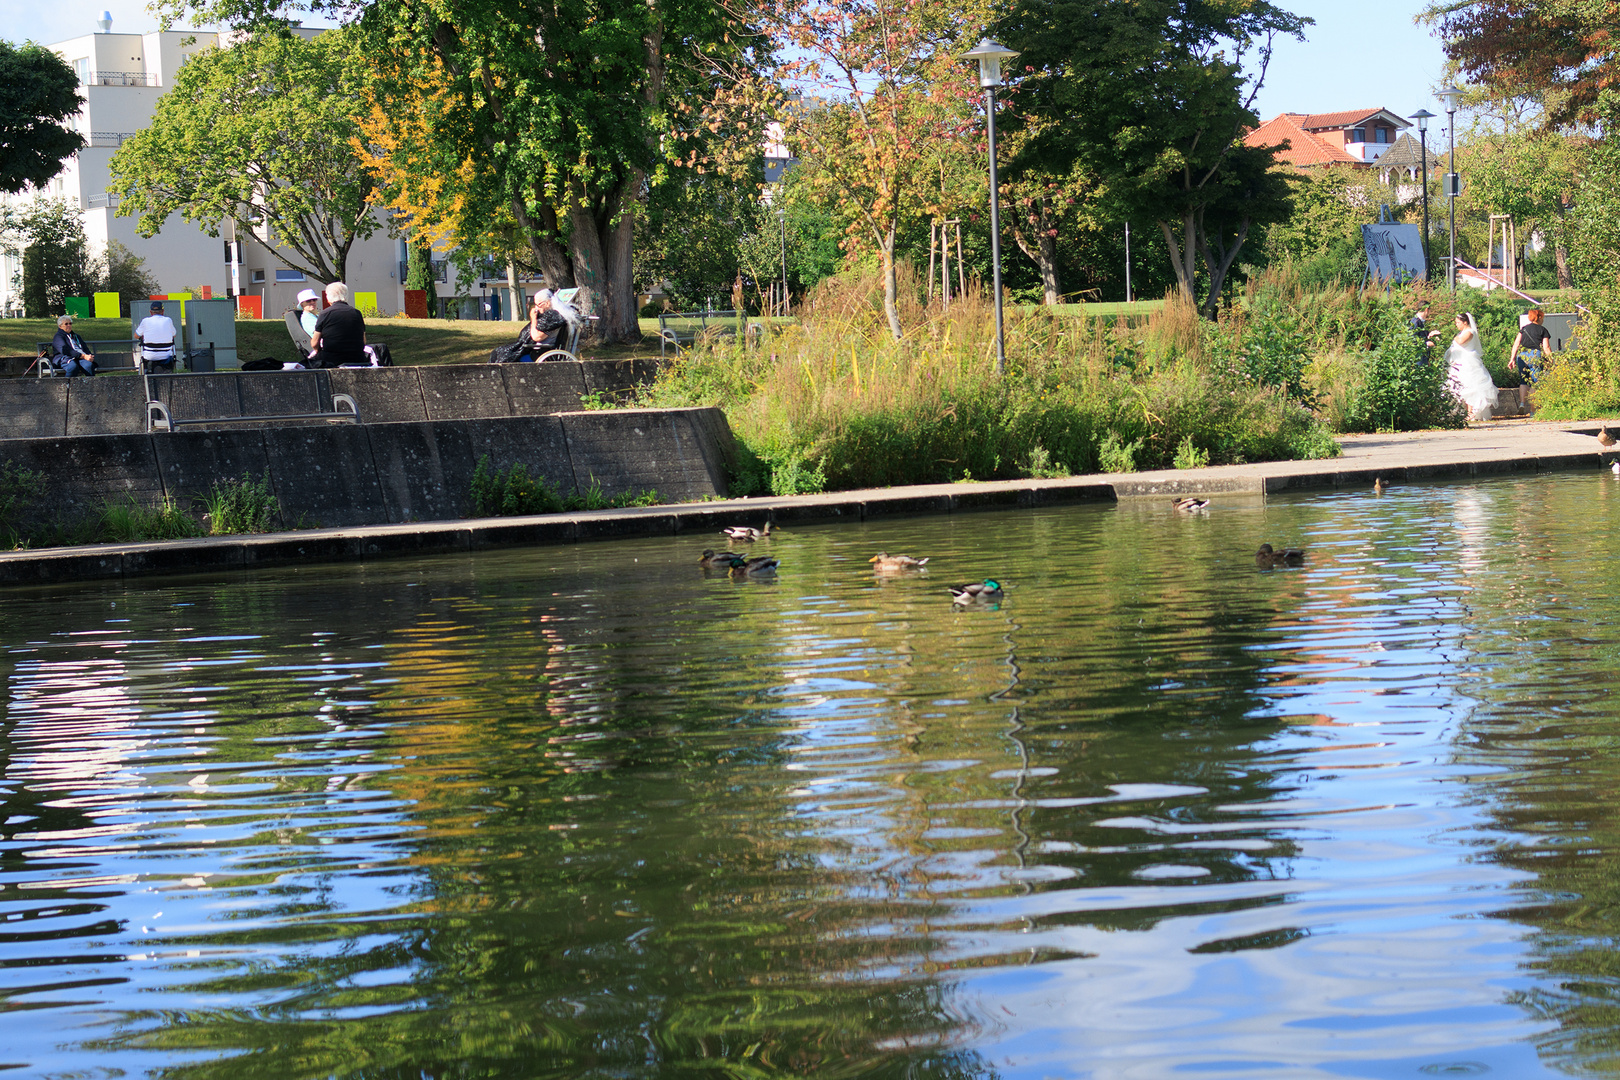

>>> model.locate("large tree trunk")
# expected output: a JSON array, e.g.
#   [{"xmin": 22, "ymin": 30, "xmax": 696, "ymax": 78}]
[
  {"xmin": 566, "ymin": 181, "xmax": 641, "ymax": 345},
  {"xmin": 517, "ymin": 201, "xmax": 573, "ymax": 290},
  {"xmin": 1197, "ymin": 212, "xmax": 1251, "ymax": 321},
  {"xmin": 1011, "ymin": 199, "xmax": 1061, "ymax": 305},
  {"xmin": 1158, "ymin": 215, "xmax": 1199, "ymax": 307}
]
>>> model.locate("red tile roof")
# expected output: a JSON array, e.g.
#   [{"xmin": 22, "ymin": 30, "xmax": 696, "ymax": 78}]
[
  {"xmin": 1300, "ymin": 108, "xmax": 1411, "ymax": 132},
  {"xmin": 1245, "ymin": 114, "xmax": 1361, "ymax": 168}
]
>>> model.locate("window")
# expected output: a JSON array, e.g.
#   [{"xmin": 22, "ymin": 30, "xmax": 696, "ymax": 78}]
[
  {"xmin": 1350, "ymin": 127, "xmax": 1366, "ymax": 143},
  {"xmin": 250, "ymin": 269, "xmax": 266, "ymax": 284},
  {"xmin": 74, "ymin": 57, "xmax": 89, "ymax": 84},
  {"xmin": 274, "ymin": 269, "xmax": 306, "ymax": 282},
  {"xmin": 1377, "ymin": 127, "xmax": 1390, "ymax": 143}
]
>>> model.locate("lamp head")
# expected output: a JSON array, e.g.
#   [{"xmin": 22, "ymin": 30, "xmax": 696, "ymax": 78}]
[
  {"xmin": 963, "ymin": 38, "xmax": 1018, "ymax": 88},
  {"xmin": 1410, "ymin": 108, "xmax": 1434, "ymax": 132},
  {"xmin": 1437, "ymin": 86, "xmax": 1464, "ymax": 113}
]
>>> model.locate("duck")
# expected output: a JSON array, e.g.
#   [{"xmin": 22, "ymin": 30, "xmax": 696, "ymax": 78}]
[
  {"xmin": 870, "ymin": 552, "xmax": 929, "ymax": 572},
  {"xmin": 1600, "ymin": 425, "xmax": 1616, "ymax": 448},
  {"xmin": 721, "ymin": 522, "xmax": 774, "ymax": 542},
  {"xmin": 950, "ymin": 579, "xmax": 1004, "ymax": 604},
  {"xmin": 1255, "ymin": 543, "xmax": 1305, "ymax": 568},
  {"xmin": 699, "ymin": 548, "xmax": 738, "ymax": 568},
  {"xmin": 1612, "ymin": 461, "xmax": 1619, "ymax": 476},
  {"xmin": 729, "ymin": 555, "xmax": 779, "ymax": 577},
  {"xmin": 1372, "ymin": 477, "xmax": 1386, "ymax": 494},
  {"xmin": 1172, "ymin": 497, "xmax": 1210, "ymax": 512}
]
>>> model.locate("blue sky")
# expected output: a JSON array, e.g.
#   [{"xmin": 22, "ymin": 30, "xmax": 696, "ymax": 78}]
[{"xmin": 16, "ymin": 0, "xmax": 1454, "ymax": 126}]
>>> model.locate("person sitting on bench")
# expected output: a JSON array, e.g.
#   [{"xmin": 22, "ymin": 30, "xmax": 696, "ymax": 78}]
[
  {"xmin": 135, "ymin": 300, "xmax": 178, "ymax": 371},
  {"xmin": 50, "ymin": 315, "xmax": 96, "ymax": 376},
  {"xmin": 296, "ymin": 288, "xmax": 320, "ymax": 338},
  {"xmin": 306, "ymin": 281, "xmax": 367, "ymax": 369}
]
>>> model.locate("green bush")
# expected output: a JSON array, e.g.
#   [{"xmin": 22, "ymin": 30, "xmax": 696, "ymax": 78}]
[
  {"xmin": 1173, "ymin": 435, "xmax": 1210, "ymax": 469},
  {"xmin": 204, "ymin": 471, "xmax": 280, "ymax": 534},
  {"xmin": 100, "ymin": 495, "xmax": 205, "ymax": 542}
]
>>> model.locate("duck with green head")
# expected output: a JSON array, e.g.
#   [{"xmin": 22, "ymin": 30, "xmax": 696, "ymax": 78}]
[{"xmin": 950, "ymin": 579, "xmax": 1003, "ymax": 604}]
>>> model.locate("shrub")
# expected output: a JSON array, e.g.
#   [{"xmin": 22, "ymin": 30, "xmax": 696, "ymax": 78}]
[
  {"xmin": 0, "ymin": 461, "xmax": 48, "ymax": 547},
  {"xmin": 1098, "ymin": 430, "xmax": 1142, "ymax": 473},
  {"xmin": 100, "ymin": 495, "xmax": 205, "ymax": 542},
  {"xmin": 1173, "ymin": 435, "xmax": 1210, "ymax": 470},
  {"xmin": 204, "ymin": 471, "xmax": 280, "ymax": 534}
]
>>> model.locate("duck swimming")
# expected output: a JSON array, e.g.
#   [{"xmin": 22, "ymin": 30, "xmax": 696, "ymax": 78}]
[
  {"xmin": 1255, "ymin": 543, "xmax": 1305, "ymax": 568},
  {"xmin": 950, "ymin": 579, "xmax": 1003, "ymax": 604},
  {"xmin": 721, "ymin": 523, "xmax": 774, "ymax": 542},
  {"xmin": 870, "ymin": 552, "xmax": 929, "ymax": 572}
]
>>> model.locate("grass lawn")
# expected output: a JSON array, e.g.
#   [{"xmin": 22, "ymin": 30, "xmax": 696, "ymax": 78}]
[{"xmin": 0, "ymin": 316, "xmax": 676, "ymax": 367}]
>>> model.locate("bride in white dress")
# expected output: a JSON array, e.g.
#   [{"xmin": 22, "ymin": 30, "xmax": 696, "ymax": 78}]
[{"xmin": 1446, "ymin": 312, "xmax": 1496, "ymax": 421}]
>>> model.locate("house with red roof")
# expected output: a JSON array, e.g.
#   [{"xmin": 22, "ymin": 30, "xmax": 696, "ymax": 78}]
[{"xmin": 1246, "ymin": 109, "xmax": 1413, "ymax": 169}]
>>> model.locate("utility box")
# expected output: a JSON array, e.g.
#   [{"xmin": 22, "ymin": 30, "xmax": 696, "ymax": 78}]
[{"xmin": 182, "ymin": 299, "xmax": 240, "ymax": 370}]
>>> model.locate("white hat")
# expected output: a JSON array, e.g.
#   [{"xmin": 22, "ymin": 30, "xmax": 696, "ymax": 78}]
[{"xmin": 296, "ymin": 288, "xmax": 319, "ymax": 304}]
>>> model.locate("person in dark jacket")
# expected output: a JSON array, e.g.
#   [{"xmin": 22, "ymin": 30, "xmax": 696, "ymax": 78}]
[
  {"xmin": 306, "ymin": 282, "xmax": 367, "ymax": 368},
  {"xmin": 50, "ymin": 315, "xmax": 96, "ymax": 376},
  {"xmin": 512, "ymin": 290, "xmax": 569, "ymax": 360},
  {"xmin": 1509, "ymin": 308, "xmax": 1554, "ymax": 381}
]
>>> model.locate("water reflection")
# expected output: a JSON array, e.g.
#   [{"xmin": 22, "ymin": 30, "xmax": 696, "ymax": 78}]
[{"xmin": 4, "ymin": 475, "xmax": 1620, "ymax": 1076}]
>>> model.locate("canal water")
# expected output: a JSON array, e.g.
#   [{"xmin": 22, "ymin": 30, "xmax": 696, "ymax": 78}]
[{"xmin": 4, "ymin": 472, "xmax": 1620, "ymax": 1078}]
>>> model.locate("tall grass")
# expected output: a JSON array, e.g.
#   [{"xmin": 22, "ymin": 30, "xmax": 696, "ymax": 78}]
[{"xmin": 641, "ymin": 266, "xmax": 1339, "ymax": 494}]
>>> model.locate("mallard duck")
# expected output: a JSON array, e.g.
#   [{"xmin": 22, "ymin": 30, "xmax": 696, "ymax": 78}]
[
  {"xmin": 950, "ymin": 579, "xmax": 1003, "ymax": 604},
  {"xmin": 721, "ymin": 523, "xmax": 773, "ymax": 542},
  {"xmin": 1600, "ymin": 425, "xmax": 1616, "ymax": 448},
  {"xmin": 1172, "ymin": 497, "xmax": 1209, "ymax": 512},
  {"xmin": 1255, "ymin": 543, "xmax": 1305, "ymax": 568},
  {"xmin": 1612, "ymin": 461, "xmax": 1619, "ymax": 476},
  {"xmin": 729, "ymin": 554, "xmax": 779, "ymax": 576},
  {"xmin": 699, "ymin": 549, "xmax": 738, "ymax": 568},
  {"xmin": 870, "ymin": 552, "xmax": 929, "ymax": 572},
  {"xmin": 1372, "ymin": 478, "xmax": 1387, "ymax": 494}
]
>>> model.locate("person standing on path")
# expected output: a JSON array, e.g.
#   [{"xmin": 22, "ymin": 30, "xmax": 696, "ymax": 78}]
[
  {"xmin": 1508, "ymin": 308, "xmax": 1553, "ymax": 382},
  {"xmin": 1446, "ymin": 312, "xmax": 1497, "ymax": 421}
]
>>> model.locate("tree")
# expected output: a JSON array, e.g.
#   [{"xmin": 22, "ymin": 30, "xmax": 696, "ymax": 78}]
[
  {"xmin": 3, "ymin": 197, "xmax": 93, "ymax": 317},
  {"xmin": 92, "ymin": 240, "xmax": 161, "ymax": 314},
  {"xmin": 761, "ymin": 0, "xmax": 986, "ymax": 338},
  {"xmin": 1420, "ymin": 0, "xmax": 1620, "ymax": 128},
  {"xmin": 0, "ymin": 41, "xmax": 85, "ymax": 194},
  {"xmin": 109, "ymin": 29, "xmax": 380, "ymax": 284},
  {"xmin": 999, "ymin": 0, "xmax": 1308, "ymax": 317}
]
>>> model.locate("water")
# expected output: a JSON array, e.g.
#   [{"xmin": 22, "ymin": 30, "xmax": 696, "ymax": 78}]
[{"xmin": 5, "ymin": 472, "xmax": 1620, "ymax": 1078}]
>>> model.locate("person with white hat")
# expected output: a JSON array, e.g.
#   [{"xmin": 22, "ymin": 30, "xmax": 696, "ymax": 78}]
[
  {"xmin": 135, "ymin": 300, "xmax": 177, "ymax": 372},
  {"xmin": 296, "ymin": 288, "xmax": 321, "ymax": 339}
]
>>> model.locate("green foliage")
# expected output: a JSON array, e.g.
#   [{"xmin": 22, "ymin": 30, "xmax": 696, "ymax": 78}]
[
  {"xmin": 1024, "ymin": 444, "xmax": 1072, "ymax": 479},
  {"xmin": 109, "ymin": 30, "xmax": 379, "ymax": 283},
  {"xmin": 7, "ymin": 197, "xmax": 93, "ymax": 317},
  {"xmin": 1173, "ymin": 435, "xmax": 1210, "ymax": 470},
  {"xmin": 1098, "ymin": 430, "xmax": 1142, "ymax": 473},
  {"xmin": 100, "ymin": 495, "xmax": 206, "ymax": 542},
  {"xmin": 91, "ymin": 241, "xmax": 160, "ymax": 317},
  {"xmin": 204, "ymin": 471, "xmax": 280, "ymax": 535},
  {"xmin": 1205, "ymin": 296, "xmax": 1314, "ymax": 404},
  {"xmin": 0, "ymin": 41, "xmax": 84, "ymax": 194},
  {"xmin": 404, "ymin": 240, "xmax": 436, "ymax": 295},
  {"xmin": 638, "ymin": 268, "xmax": 1340, "ymax": 492},
  {"xmin": 470, "ymin": 456, "xmax": 658, "ymax": 515}
]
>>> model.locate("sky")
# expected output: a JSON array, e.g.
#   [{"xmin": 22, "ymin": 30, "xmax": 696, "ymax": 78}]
[{"xmin": 13, "ymin": 0, "xmax": 1456, "ymax": 128}]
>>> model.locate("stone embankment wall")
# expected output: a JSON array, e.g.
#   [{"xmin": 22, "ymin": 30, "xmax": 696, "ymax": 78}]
[
  {"xmin": 0, "ymin": 361, "xmax": 659, "ymax": 437},
  {"xmin": 0, "ymin": 361, "xmax": 738, "ymax": 531},
  {"xmin": 0, "ymin": 409, "xmax": 735, "ymax": 530}
]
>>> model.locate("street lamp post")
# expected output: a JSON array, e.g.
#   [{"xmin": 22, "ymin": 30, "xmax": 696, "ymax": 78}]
[
  {"xmin": 1410, "ymin": 108, "xmax": 1434, "ymax": 281},
  {"xmin": 777, "ymin": 207, "xmax": 788, "ymax": 317},
  {"xmin": 963, "ymin": 37, "xmax": 1018, "ymax": 374},
  {"xmin": 1437, "ymin": 86, "xmax": 1464, "ymax": 293}
]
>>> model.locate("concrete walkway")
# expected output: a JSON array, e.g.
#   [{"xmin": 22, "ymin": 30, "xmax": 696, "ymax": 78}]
[{"xmin": 2, "ymin": 418, "xmax": 1613, "ymax": 587}]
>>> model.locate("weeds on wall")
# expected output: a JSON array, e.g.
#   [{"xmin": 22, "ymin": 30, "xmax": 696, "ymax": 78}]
[
  {"xmin": 470, "ymin": 456, "xmax": 659, "ymax": 516},
  {"xmin": 204, "ymin": 471, "xmax": 280, "ymax": 535},
  {"xmin": 100, "ymin": 495, "xmax": 205, "ymax": 542},
  {"xmin": 0, "ymin": 462, "xmax": 48, "ymax": 547}
]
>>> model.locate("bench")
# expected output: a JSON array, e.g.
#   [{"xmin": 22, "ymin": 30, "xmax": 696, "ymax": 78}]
[
  {"xmin": 33, "ymin": 339, "xmax": 141, "ymax": 377},
  {"xmin": 142, "ymin": 371, "xmax": 362, "ymax": 433},
  {"xmin": 657, "ymin": 310, "xmax": 748, "ymax": 357}
]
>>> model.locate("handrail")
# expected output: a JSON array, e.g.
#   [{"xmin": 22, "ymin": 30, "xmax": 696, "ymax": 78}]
[
  {"xmin": 1452, "ymin": 257, "xmax": 1591, "ymax": 314},
  {"xmin": 145, "ymin": 388, "xmax": 361, "ymax": 433}
]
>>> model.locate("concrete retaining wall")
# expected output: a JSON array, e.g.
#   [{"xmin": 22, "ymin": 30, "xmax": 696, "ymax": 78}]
[
  {"xmin": 0, "ymin": 360, "xmax": 655, "ymax": 438},
  {"xmin": 0, "ymin": 407, "xmax": 734, "ymax": 531}
]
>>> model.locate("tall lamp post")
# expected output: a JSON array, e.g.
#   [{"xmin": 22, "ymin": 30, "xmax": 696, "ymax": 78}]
[
  {"xmin": 1410, "ymin": 108, "xmax": 1434, "ymax": 281},
  {"xmin": 1437, "ymin": 86, "xmax": 1464, "ymax": 293},
  {"xmin": 963, "ymin": 37, "xmax": 1018, "ymax": 374},
  {"xmin": 777, "ymin": 206, "xmax": 789, "ymax": 317}
]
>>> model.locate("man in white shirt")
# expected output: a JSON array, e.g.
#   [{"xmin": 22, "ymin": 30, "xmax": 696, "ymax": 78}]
[{"xmin": 135, "ymin": 301, "xmax": 178, "ymax": 372}]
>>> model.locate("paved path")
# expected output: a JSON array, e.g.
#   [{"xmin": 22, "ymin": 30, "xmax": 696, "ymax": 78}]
[{"xmin": 2, "ymin": 418, "xmax": 1614, "ymax": 586}]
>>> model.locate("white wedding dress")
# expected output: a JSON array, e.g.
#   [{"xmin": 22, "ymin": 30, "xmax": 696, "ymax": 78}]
[{"xmin": 1446, "ymin": 316, "xmax": 1496, "ymax": 421}]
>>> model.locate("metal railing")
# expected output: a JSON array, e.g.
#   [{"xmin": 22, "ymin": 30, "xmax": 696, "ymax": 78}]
[
  {"xmin": 88, "ymin": 132, "xmax": 138, "ymax": 148},
  {"xmin": 87, "ymin": 70, "xmax": 159, "ymax": 87},
  {"xmin": 85, "ymin": 192, "xmax": 122, "ymax": 209},
  {"xmin": 398, "ymin": 259, "xmax": 450, "ymax": 285}
]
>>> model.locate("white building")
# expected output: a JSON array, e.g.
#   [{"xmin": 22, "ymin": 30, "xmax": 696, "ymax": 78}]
[{"xmin": 0, "ymin": 16, "xmax": 411, "ymax": 320}]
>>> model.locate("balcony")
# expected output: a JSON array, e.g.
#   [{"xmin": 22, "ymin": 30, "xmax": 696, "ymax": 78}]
[
  {"xmin": 398, "ymin": 259, "xmax": 449, "ymax": 284},
  {"xmin": 88, "ymin": 132, "xmax": 138, "ymax": 148},
  {"xmin": 86, "ymin": 70, "xmax": 159, "ymax": 87},
  {"xmin": 85, "ymin": 192, "xmax": 121, "ymax": 209}
]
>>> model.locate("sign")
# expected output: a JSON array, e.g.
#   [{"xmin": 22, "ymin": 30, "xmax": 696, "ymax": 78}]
[{"xmin": 1362, "ymin": 223, "xmax": 1427, "ymax": 284}]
